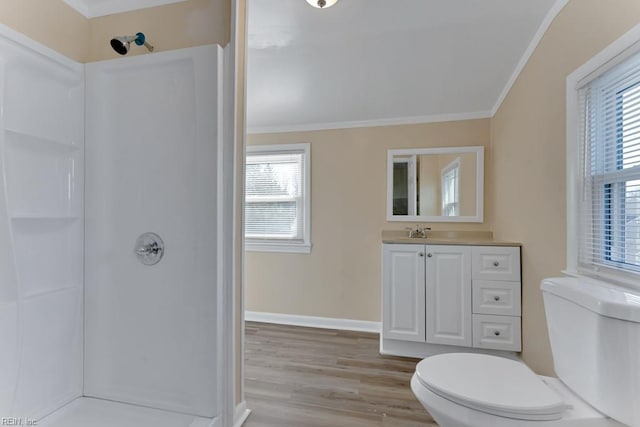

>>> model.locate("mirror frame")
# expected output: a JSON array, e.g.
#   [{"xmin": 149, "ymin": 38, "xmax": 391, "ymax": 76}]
[{"xmin": 386, "ymin": 146, "xmax": 484, "ymax": 222}]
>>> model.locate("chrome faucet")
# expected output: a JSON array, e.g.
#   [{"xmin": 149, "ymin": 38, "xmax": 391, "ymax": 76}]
[{"xmin": 406, "ymin": 225, "xmax": 431, "ymax": 238}]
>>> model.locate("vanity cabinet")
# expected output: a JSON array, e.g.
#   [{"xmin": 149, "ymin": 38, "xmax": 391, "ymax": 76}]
[{"xmin": 382, "ymin": 243, "xmax": 521, "ymax": 357}]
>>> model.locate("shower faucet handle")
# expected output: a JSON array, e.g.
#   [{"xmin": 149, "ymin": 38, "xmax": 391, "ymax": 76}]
[
  {"xmin": 134, "ymin": 232, "xmax": 165, "ymax": 265},
  {"xmin": 136, "ymin": 242, "xmax": 159, "ymax": 255}
]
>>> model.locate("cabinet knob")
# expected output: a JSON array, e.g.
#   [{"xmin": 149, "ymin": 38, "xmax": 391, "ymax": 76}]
[
  {"xmin": 494, "ymin": 331, "xmax": 501, "ymax": 337},
  {"xmin": 419, "ymin": 253, "xmax": 424, "ymax": 257},
  {"xmin": 494, "ymin": 296, "xmax": 501, "ymax": 302},
  {"xmin": 427, "ymin": 253, "xmax": 433, "ymax": 258},
  {"xmin": 493, "ymin": 261, "xmax": 500, "ymax": 267}
]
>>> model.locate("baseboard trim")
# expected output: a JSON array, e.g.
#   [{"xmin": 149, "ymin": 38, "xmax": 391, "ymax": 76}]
[
  {"xmin": 233, "ymin": 400, "xmax": 250, "ymax": 427},
  {"xmin": 245, "ymin": 311, "xmax": 381, "ymax": 333}
]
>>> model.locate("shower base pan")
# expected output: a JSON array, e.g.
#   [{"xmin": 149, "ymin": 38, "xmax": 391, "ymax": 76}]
[{"xmin": 38, "ymin": 397, "xmax": 219, "ymax": 427}]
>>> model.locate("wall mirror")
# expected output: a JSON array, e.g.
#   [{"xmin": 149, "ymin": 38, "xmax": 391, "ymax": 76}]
[{"xmin": 387, "ymin": 146, "xmax": 484, "ymax": 222}]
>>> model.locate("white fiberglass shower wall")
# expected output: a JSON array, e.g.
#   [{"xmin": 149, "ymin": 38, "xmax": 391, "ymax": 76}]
[
  {"xmin": 0, "ymin": 27, "xmax": 84, "ymax": 420},
  {"xmin": 84, "ymin": 45, "xmax": 222, "ymax": 418},
  {"xmin": 0, "ymin": 25, "xmax": 229, "ymax": 427}
]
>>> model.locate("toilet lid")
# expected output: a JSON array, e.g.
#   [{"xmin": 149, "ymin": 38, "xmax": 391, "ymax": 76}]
[{"xmin": 415, "ymin": 353, "xmax": 566, "ymax": 421}]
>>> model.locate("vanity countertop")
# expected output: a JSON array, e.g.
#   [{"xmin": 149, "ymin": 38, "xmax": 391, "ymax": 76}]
[{"xmin": 381, "ymin": 230, "xmax": 521, "ymax": 247}]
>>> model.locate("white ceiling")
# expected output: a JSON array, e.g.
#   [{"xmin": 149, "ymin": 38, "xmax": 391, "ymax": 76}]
[
  {"xmin": 63, "ymin": 0, "xmax": 188, "ymax": 18},
  {"xmin": 247, "ymin": 0, "xmax": 562, "ymax": 133}
]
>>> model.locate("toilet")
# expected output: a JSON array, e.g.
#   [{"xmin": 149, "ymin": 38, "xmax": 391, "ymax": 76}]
[{"xmin": 411, "ymin": 276, "xmax": 640, "ymax": 427}]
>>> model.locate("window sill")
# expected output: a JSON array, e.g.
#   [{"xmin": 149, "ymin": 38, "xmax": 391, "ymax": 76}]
[
  {"xmin": 562, "ymin": 268, "xmax": 640, "ymax": 292},
  {"xmin": 246, "ymin": 241, "xmax": 312, "ymax": 254}
]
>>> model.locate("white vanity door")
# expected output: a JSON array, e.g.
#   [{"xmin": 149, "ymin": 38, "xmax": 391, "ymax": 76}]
[
  {"xmin": 425, "ymin": 245, "xmax": 472, "ymax": 347},
  {"xmin": 382, "ymin": 244, "xmax": 426, "ymax": 342}
]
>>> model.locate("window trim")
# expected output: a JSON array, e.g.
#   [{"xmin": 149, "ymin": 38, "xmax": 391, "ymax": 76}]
[
  {"xmin": 245, "ymin": 143, "xmax": 311, "ymax": 254},
  {"xmin": 566, "ymin": 24, "xmax": 640, "ymax": 287}
]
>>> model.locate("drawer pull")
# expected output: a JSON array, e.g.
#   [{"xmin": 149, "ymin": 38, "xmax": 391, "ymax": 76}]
[
  {"xmin": 494, "ymin": 331, "xmax": 501, "ymax": 336},
  {"xmin": 494, "ymin": 296, "xmax": 501, "ymax": 302},
  {"xmin": 493, "ymin": 261, "xmax": 500, "ymax": 267},
  {"xmin": 427, "ymin": 253, "xmax": 433, "ymax": 258}
]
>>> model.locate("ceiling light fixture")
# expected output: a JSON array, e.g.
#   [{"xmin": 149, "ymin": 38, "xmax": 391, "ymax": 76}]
[{"xmin": 306, "ymin": 0, "xmax": 338, "ymax": 8}]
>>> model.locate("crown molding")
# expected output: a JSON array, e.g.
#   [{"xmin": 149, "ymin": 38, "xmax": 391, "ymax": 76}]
[{"xmin": 247, "ymin": 111, "xmax": 492, "ymax": 135}]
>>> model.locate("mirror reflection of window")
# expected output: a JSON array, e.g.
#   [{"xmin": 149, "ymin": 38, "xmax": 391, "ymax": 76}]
[{"xmin": 441, "ymin": 158, "xmax": 460, "ymax": 216}]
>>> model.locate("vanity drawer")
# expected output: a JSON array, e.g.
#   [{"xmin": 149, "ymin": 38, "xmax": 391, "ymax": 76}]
[
  {"xmin": 473, "ymin": 314, "xmax": 521, "ymax": 351},
  {"xmin": 472, "ymin": 280, "xmax": 521, "ymax": 316},
  {"xmin": 472, "ymin": 246, "xmax": 521, "ymax": 281}
]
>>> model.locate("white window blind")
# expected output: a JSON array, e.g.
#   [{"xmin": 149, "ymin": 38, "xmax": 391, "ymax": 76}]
[
  {"xmin": 441, "ymin": 159, "xmax": 460, "ymax": 217},
  {"xmin": 245, "ymin": 144, "xmax": 311, "ymax": 253},
  {"xmin": 578, "ymin": 49, "xmax": 640, "ymax": 279}
]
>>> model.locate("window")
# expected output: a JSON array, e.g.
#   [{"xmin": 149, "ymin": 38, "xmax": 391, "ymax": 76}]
[
  {"xmin": 245, "ymin": 143, "xmax": 311, "ymax": 253},
  {"xmin": 570, "ymin": 40, "xmax": 640, "ymax": 285},
  {"xmin": 441, "ymin": 158, "xmax": 460, "ymax": 217}
]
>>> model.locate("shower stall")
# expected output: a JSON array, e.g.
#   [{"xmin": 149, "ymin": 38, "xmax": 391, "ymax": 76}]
[{"xmin": 0, "ymin": 24, "xmax": 233, "ymax": 427}]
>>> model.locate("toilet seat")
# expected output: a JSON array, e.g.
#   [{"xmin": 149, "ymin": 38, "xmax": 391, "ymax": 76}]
[{"xmin": 415, "ymin": 353, "xmax": 566, "ymax": 421}]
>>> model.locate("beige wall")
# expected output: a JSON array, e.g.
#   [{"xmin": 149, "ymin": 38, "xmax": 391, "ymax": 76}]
[
  {"xmin": 246, "ymin": 120, "xmax": 491, "ymax": 322},
  {"xmin": 0, "ymin": 0, "xmax": 230, "ymax": 63},
  {"xmin": 491, "ymin": 0, "xmax": 640, "ymax": 375},
  {"xmin": 0, "ymin": 0, "xmax": 89, "ymax": 62},
  {"xmin": 89, "ymin": 0, "xmax": 230, "ymax": 62}
]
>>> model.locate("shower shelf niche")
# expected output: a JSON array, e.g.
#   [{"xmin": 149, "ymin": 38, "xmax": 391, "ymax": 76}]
[
  {"xmin": 11, "ymin": 213, "xmax": 82, "ymax": 300},
  {"xmin": 4, "ymin": 138, "xmax": 81, "ymax": 218}
]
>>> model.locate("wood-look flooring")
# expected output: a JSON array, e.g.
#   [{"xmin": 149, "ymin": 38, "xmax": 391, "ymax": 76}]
[{"xmin": 243, "ymin": 322, "xmax": 438, "ymax": 427}]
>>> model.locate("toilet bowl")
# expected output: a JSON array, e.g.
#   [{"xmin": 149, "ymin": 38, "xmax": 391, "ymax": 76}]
[
  {"xmin": 410, "ymin": 353, "xmax": 623, "ymax": 427},
  {"xmin": 411, "ymin": 277, "xmax": 640, "ymax": 427}
]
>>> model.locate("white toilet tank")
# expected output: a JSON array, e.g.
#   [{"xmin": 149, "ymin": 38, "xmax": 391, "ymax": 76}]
[{"xmin": 542, "ymin": 277, "xmax": 640, "ymax": 427}]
